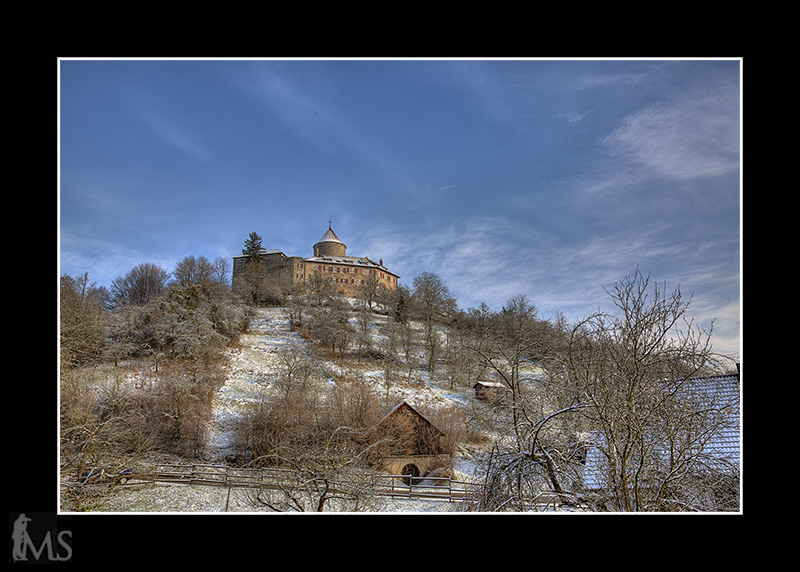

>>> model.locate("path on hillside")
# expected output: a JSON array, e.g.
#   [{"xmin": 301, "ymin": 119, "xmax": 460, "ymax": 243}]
[{"xmin": 207, "ymin": 307, "xmax": 305, "ymax": 463}]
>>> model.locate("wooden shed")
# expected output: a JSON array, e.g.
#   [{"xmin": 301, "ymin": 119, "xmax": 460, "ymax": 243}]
[
  {"xmin": 473, "ymin": 381, "xmax": 507, "ymax": 403},
  {"xmin": 368, "ymin": 401, "xmax": 449, "ymax": 483}
]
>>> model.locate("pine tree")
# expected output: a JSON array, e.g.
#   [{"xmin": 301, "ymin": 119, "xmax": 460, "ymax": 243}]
[{"xmin": 242, "ymin": 232, "xmax": 263, "ymax": 262}]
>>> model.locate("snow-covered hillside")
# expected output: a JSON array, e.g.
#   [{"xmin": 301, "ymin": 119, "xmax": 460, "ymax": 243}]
[
  {"xmin": 76, "ymin": 306, "xmax": 489, "ymax": 512},
  {"xmin": 208, "ymin": 306, "xmax": 486, "ymax": 473}
]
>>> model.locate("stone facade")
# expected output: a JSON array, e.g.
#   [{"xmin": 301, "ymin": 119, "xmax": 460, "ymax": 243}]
[{"xmin": 232, "ymin": 224, "xmax": 399, "ymax": 297}]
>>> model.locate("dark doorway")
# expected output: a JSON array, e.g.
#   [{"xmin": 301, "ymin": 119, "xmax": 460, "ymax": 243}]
[{"xmin": 401, "ymin": 463, "xmax": 420, "ymax": 485}]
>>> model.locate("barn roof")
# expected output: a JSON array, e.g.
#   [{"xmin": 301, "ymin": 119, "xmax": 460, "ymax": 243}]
[{"xmin": 372, "ymin": 401, "xmax": 444, "ymax": 436}]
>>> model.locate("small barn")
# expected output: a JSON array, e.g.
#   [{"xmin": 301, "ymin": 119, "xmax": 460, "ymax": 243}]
[
  {"xmin": 368, "ymin": 401, "xmax": 449, "ymax": 483},
  {"xmin": 473, "ymin": 381, "xmax": 507, "ymax": 403}
]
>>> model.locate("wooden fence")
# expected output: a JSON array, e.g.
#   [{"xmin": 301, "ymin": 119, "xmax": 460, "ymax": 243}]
[
  {"xmin": 73, "ymin": 463, "xmax": 486, "ymax": 505},
  {"xmin": 69, "ymin": 463, "xmax": 589, "ymax": 510}
]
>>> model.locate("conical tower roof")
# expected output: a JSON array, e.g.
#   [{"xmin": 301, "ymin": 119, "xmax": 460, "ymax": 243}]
[
  {"xmin": 313, "ymin": 223, "xmax": 347, "ymax": 257},
  {"xmin": 316, "ymin": 225, "xmax": 345, "ymax": 246}
]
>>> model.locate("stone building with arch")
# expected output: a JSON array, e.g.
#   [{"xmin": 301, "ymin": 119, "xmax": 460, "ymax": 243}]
[
  {"xmin": 367, "ymin": 401, "xmax": 451, "ymax": 483},
  {"xmin": 232, "ymin": 223, "xmax": 400, "ymax": 298}
]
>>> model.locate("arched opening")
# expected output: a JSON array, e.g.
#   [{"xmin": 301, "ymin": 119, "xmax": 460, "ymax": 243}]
[{"xmin": 401, "ymin": 463, "xmax": 420, "ymax": 485}]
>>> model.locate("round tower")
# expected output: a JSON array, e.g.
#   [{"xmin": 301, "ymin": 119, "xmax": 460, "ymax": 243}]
[{"xmin": 313, "ymin": 224, "xmax": 347, "ymax": 257}]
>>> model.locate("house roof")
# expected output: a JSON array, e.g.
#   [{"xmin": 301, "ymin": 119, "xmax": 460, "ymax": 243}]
[
  {"xmin": 583, "ymin": 373, "xmax": 741, "ymax": 490},
  {"xmin": 686, "ymin": 373, "xmax": 740, "ymax": 464}
]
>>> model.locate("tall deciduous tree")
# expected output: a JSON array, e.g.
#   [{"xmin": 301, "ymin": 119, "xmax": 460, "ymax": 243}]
[
  {"xmin": 564, "ymin": 269, "xmax": 729, "ymax": 511},
  {"xmin": 60, "ymin": 273, "xmax": 110, "ymax": 369},
  {"xmin": 411, "ymin": 272, "xmax": 456, "ymax": 372},
  {"xmin": 109, "ymin": 262, "xmax": 170, "ymax": 307}
]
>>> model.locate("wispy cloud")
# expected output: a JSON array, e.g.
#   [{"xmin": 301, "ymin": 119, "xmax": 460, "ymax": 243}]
[
  {"xmin": 124, "ymin": 86, "xmax": 212, "ymax": 162},
  {"xmin": 601, "ymin": 84, "xmax": 739, "ymax": 182},
  {"xmin": 363, "ymin": 216, "xmax": 522, "ymax": 305},
  {"xmin": 229, "ymin": 64, "xmax": 402, "ymax": 176},
  {"xmin": 559, "ymin": 109, "xmax": 594, "ymax": 123}
]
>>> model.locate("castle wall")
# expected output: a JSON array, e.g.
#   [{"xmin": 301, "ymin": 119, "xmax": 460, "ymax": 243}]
[{"xmin": 302, "ymin": 260, "xmax": 398, "ymax": 296}]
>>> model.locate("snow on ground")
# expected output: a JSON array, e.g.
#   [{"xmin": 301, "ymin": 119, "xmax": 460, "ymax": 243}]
[
  {"xmin": 76, "ymin": 306, "xmax": 489, "ymax": 512},
  {"xmin": 206, "ymin": 307, "xmax": 304, "ymax": 463},
  {"xmin": 76, "ymin": 482, "xmax": 466, "ymax": 513}
]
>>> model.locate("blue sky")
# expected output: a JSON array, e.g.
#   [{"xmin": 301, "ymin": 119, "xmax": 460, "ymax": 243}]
[{"xmin": 58, "ymin": 58, "xmax": 741, "ymax": 358}]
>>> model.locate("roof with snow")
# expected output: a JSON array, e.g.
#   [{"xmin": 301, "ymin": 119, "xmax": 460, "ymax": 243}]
[
  {"xmin": 232, "ymin": 249, "xmax": 285, "ymax": 260},
  {"xmin": 473, "ymin": 381, "xmax": 506, "ymax": 388},
  {"xmin": 305, "ymin": 254, "xmax": 398, "ymax": 276},
  {"xmin": 314, "ymin": 226, "xmax": 346, "ymax": 247},
  {"xmin": 582, "ymin": 373, "xmax": 741, "ymax": 490}
]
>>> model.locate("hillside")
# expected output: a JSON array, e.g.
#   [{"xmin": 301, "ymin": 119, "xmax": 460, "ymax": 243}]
[{"xmin": 70, "ymin": 306, "xmax": 490, "ymax": 512}]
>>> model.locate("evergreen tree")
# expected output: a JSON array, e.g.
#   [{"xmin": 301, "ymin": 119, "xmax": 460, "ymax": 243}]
[{"xmin": 242, "ymin": 232, "xmax": 264, "ymax": 262}]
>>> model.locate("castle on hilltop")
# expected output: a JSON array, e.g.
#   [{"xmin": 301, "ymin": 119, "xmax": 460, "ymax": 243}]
[{"xmin": 232, "ymin": 223, "xmax": 400, "ymax": 297}]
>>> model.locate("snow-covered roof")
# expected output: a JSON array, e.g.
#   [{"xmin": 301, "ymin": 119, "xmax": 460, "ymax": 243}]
[
  {"xmin": 582, "ymin": 373, "xmax": 741, "ymax": 490},
  {"xmin": 232, "ymin": 249, "xmax": 285, "ymax": 259},
  {"xmin": 473, "ymin": 381, "xmax": 505, "ymax": 388},
  {"xmin": 305, "ymin": 254, "xmax": 399, "ymax": 277},
  {"xmin": 314, "ymin": 226, "xmax": 345, "ymax": 247}
]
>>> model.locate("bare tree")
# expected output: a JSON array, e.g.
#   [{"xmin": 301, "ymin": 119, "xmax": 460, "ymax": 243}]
[
  {"xmin": 109, "ymin": 263, "xmax": 170, "ymax": 307},
  {"xmin": 60, "ymin": 273, "xmax": 110, "ymax": 369},
  {"xmin": 306, "ymin": 273, "xmax": 338, "ymax": 307},
  {"xmin": 212, "ymin": 257, "xmax": 231, "ymax": 286},
  {"xmin": 309, "ymin": 298, "xmax": 354, "ymax": 362},
  {"xmin": 464, "ymin": 295, "xmax": 546, "ymax": 449},
  {"xmin": 564, "ymin": 269, "xmax": 733, "ymax": 511},
  {"xmin": 273, "ymin": 346, "xmax": 317, "ymax": 396},
  {"xmin": 474, "ymin": 270, "xmax": 734, "ymax": 512},
  {"xmin": 285, "ymin": 284, "xmax": 308, "ymax": 331},
  {"xmin": 234, "ymin": 258, "xmax": 275, "ymax": 306},
  {"xmin": 355, "ymin": 302, "xmax": 373, "ymax": 362},
  {"xmin": 237, "ymin": 372, "xmax": 382, "ymax": 511},
  {"xmin": 410, "ymin": 272, "xmax": 457, "ymax": 372}
]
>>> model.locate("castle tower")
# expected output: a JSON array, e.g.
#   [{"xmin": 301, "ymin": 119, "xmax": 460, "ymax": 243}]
[{"xmin": 313, "ymin": 223, "xmax": 347, "ymax": 257}]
